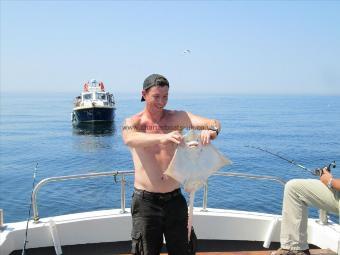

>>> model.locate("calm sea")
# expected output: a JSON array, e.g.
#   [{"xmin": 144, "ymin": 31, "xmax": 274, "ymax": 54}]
[{"xmin": 0, "ymin": 92, "xmax": 339, "ymax": 223}]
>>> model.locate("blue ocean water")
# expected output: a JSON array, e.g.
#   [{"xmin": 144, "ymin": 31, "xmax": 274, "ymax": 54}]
[{"xmin": 0, "ymin": 93, "xmax": 339, "ymax": 223}]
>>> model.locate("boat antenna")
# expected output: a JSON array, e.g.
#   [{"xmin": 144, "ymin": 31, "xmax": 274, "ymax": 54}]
[
  {"xmin": 245, "ymin": 145, "xmax": 336, "ymax": 176},
  {"xmin": 22, "ymin": 163, "xmax": 38, "ymax": 255}
]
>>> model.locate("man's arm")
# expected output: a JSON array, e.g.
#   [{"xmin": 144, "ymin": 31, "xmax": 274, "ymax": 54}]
[
  {"xmin": 186, "ymin": 112, "xmax": 221, "ymax": 144},
  {"xmin": 122, "ymin": 118, "xmax": 182, "ymax": 148},
  {"xmin": 331, "ymin": 179, "xmax": 340, "ymax": 190}
]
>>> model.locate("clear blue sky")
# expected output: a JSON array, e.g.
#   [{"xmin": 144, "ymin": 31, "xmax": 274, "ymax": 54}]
[{"xmin": 1, "ymin": 1, "xmax": 340, "ymax": 95}]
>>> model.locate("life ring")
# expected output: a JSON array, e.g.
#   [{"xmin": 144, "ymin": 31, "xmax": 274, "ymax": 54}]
[
  {"xmin": 83, "ymin": 83, "xmax": 89, "ymax": 92},
  {"xmin": 99, "ymin": 82, "xmax": 105, "ymax": 91}
]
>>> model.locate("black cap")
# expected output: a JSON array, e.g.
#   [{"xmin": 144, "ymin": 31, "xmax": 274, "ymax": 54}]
[{"xmin": 141, "ymin": 74, "xmax": 169, "ymax": 101}]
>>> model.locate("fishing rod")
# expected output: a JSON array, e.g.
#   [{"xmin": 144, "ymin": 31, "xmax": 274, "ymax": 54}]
[
  {"xmin": 22, "ymin": 163, "xmax": 38, "ymax": 255},
  {"xmin": 245, "ymin": 145, "xmax": 336, "ymax": 176}
]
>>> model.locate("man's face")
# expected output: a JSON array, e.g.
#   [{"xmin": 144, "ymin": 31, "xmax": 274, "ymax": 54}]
[{"xmin": 143, "ymin": 86, "xmax": 169, "ymax": 110}]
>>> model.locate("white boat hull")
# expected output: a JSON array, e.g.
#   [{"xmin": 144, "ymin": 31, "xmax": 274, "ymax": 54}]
[{"xmin": 1, "ymin": 208, "xmax": 339, "ymax": 255}]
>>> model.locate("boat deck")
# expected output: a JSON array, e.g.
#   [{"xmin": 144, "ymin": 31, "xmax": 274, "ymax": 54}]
[{"xmin": 10, "ymin": 240, "xmax": 337, "ymax": 255}]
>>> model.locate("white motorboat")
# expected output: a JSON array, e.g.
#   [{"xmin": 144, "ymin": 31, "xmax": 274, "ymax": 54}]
[
  {"xmin": 72, "ymin": 79, "xmax": 116, "ymax": 124},
  {"xmin": 0, "ymin": 171, "xmax": 339, "ymax": 255}
]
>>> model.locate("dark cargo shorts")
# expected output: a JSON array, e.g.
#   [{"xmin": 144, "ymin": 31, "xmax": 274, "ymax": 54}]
[{"xmin": 131, "ymin": 188, "xmax": 197, "ymax": 255}]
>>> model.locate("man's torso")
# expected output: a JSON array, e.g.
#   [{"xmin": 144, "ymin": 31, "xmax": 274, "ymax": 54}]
[{"xmin": 130, "ymin": 110, "xmax": 188, "ymax": 193}]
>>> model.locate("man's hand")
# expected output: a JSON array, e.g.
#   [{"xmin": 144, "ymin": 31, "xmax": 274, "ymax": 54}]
[
  {"xmin": 160, "ymin": 131, "xmax": 183, "ymax": 145},
  {"xmin": 200, "ymin": 130, "xmax": 216, "ymax": 145},
  {"xmin": 320, "ymin": 167, "xmax": 333, "ymax": 186}
]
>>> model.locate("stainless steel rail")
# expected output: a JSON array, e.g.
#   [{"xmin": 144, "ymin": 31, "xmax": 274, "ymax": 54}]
[
  {"xmin": 32, "ymin": 170, "xmax": 134, "ymax": 222},
  {"xmin": 31, "ymin": 170, "xmax": 328, "ymax": 225},
  {"xmin": 0, "ymin": 209, "xmax": 3, "ymax": 229},
  {"xmin": 201, "ymin": 171, "xmax": 286, "ymax": 211}
]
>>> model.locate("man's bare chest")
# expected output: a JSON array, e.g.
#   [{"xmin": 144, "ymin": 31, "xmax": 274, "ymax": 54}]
[{"xmin": 140, "ymin": 121, "xmax": 181, "ymax": 134}]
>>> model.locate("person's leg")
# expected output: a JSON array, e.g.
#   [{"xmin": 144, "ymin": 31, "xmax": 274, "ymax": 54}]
[
  {"xmin": 280, "ymin": 179, "xmax": 339, "ymax": 251},
  {"xmin": 163, "ymin": 194, "xmax": 197, "ymax": 255},
  {"xmin": 131, "ymin": 193, "xmax": 164, "ymax": 255}
]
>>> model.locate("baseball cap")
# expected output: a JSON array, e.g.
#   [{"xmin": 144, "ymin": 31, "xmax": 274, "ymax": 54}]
[{"xmin": 141, "ymin": 74, "xmax": 169, "ymax": 101}]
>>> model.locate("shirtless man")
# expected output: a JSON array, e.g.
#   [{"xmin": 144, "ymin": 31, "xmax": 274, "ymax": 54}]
[{"xmin": 122, "ymin": 74, "xmax": 221, "ymax": 255}]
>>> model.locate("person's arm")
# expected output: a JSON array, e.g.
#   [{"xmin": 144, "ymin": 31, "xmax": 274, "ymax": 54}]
[
  {"xmin": 331, "ymin": 179, "xmax": 340, "ymax": 190},
  {"xmin": 320, "ymin": 169, "xmax": 340, "ymax": 191},
  {"xmin": 186, "ymin": 112, "xmax": 221, "ymax": 145},
  {"xmin": 122, "ymin": 118, "xmax": 182, "ymax": 148}
]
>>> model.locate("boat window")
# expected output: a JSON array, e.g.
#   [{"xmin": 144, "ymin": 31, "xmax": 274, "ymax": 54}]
[
  {"xmin": 96, "ymin": 93, "xmax": 106, "ymax": 100},
  {"xmin": 83, "ymin": 93, "xmax": 92, "ymax": 100}
]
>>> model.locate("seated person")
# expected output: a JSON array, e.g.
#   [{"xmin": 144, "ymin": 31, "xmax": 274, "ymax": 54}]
[{"xmin": 272, "ymin": 168, "xmax": 339, "ymax": 255}]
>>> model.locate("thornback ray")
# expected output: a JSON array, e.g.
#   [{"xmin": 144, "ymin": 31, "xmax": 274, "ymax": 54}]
[{"xmin": 164, "ymin": 130, "xmax": 231, "ymax": 240}]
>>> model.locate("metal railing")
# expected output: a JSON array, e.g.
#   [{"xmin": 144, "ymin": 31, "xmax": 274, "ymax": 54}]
[
  {"xmin": 201, "ymin": 171, "xmax": 286, "ymax": 211},
  {"xmin": 0, "ymin": 209, "xmax": 3, "ymax": 228},
  {"xmin": 31, "ymin": 170, "xmax": 328, "ymax": 224},
  {"xmin": 32, "ymin": 170, "xmax": 134, "ymax": 222}
]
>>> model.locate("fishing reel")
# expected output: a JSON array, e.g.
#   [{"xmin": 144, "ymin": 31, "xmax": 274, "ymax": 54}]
[{"xmin": 313, "ymin": 161, "xmax": 336, "ymax": 176}]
